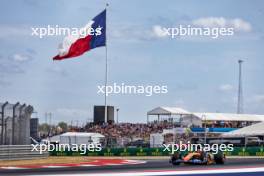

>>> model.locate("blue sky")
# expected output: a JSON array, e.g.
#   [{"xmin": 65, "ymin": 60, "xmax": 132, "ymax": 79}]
[{"xmin": 0, "ymin": 0, "xmax": 264, "ymax": 124}]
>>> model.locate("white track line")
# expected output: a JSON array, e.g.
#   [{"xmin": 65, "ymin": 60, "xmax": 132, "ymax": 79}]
[
  {"xmin": 78, "ymin": 164, "xmax": 99, "ymax": 167},
  {"xmin": 0, "ymin": 160, "xmax": 146, "ymax": 170},
  {"xmin": 42, "ymin": 166, "xmax": 71, "ymax": 168},
  {"xmin": 0, "ymin": 166, "xmax": 26, "ymax": 170},
  {"xmin": 28, "ymin": 167, "xmax": 264, "ymax": 176}
]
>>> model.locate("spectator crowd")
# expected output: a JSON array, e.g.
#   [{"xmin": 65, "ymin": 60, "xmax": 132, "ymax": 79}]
[{"xmin": 85, "ymin": 122, "xmax": 175, "ymax": 141}]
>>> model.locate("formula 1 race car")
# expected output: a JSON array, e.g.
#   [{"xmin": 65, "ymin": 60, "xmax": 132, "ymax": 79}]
[{"xmin": 169, "ymin": 151, "xmax": 225, "ymax": 165}]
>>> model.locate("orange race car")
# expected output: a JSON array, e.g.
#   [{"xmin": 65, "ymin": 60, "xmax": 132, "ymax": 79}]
[{"xmin": 169, "ymin": 151, "xmax": 225, "ymax": 165}]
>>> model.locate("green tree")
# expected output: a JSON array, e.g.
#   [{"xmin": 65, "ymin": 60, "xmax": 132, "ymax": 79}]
[
  {"xmin": 39, "ymin": 123, "xmax": 50, "ymax": 133},
  {"xmin": 58, "ymin": 121, "xmax": 68, "ymax": 132}
]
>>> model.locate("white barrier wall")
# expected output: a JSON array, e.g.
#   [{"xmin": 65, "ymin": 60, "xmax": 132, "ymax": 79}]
[{"xmin": 150, "ymin": 133, "xmax": 164, "ymax": 148}]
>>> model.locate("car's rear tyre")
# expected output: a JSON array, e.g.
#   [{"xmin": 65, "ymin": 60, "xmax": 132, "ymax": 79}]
[{"xmin": 214, "ymin": 153, "xmax": 225, "ymax": 164}]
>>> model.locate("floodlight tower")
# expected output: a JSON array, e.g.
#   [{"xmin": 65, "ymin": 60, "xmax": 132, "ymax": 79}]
[{"xmin": 237, "ymin": 60, "xmax": 244, "ymax": 114}]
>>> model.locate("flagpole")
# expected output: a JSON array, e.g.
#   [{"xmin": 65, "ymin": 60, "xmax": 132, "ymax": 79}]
[{"xmin": 104, "ymin": 3, "xmax": 109, "ymax": 124}]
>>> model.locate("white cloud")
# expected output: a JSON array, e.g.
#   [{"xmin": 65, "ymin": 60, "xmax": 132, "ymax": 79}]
[
  {"xmin": 111, "ymin": 17, "xmax": 252, "ymax": 42},
  {"xmin": 0, "ymin": 50, "xmax": 36, "ymax": 87},
  {"xmin": 219, "ymin": 84, "xmax": 234, "ymax": 91},
  {"xmin": 152, "ymin": 25, "xmax": 167, "ymax": 38},
  {"xmin": 150, "ymin": 17, "xmax": 252, "ymax": 40},
  {"xmin": 251, "ymin": 95, "xmax": 264, "ymax": 104},
  {"xmin": 8, "ymin": 49, "xmax": 36, "ymax": 63},
  {"xmin": 192, "ymin": 17, "xmax": 252, "ymax": 32},
  {"xmin": 11, "ymin": 54, "xmax": 32, "ymax": 62}
]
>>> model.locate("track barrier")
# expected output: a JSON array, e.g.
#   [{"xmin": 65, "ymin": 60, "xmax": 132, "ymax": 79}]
[
  {"xmin": 49, "ymin": 146, "xmax": 264, "ymax": 156},
  {"xmin": 0, "ymin": 145, "xmax": 49, "ymax": 160}
]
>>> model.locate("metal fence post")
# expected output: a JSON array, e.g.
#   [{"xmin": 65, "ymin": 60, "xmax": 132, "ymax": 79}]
[
  {"xmin": 12, "ymin": 102, "xmax": 20, "ymax": 145},
  {"xmin": 1, "ymin": 102, "xmax": 8, "ymax": 145},
  {"xmin": 18, "ymin": 104, "xmax": 26, "ymax": 145}
]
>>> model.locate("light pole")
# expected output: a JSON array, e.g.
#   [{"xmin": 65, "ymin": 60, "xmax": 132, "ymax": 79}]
[
  {"xmin": 237, "ymin": 60, "xmax": 244, "ymax": 114},
  {"xmin": 45, "ymin": 112, "xmax": 48, "ymax": 124},
  {"xmin": 49, "ymin": 112, "xmax": 52, "ymax": 129},
  {"xmin": 48, "ymin": 112, "xmax": 52, "ymax": 136},
  {"xmin": 116, "ymin": 108, "xmax": 119, "ymax": 124},
  {"xmin": 202, "ymin": 114, "xmax": 207, "ymax": 144}
]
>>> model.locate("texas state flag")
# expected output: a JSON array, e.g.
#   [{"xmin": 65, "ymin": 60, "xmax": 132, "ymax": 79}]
[{"xmin": 53, "ymin": 9, "xmax": 106, "ymax": 60}]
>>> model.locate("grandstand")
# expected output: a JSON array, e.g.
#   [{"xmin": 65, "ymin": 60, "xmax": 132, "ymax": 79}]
[{"xmin": 147, "ymin": 107, "xmax": 264, "ymax": 132}]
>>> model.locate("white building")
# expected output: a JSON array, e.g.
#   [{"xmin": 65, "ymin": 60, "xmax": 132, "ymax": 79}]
[{"xmin": 59, "ymin": 132, "xmax": 105, "ymax": 146}]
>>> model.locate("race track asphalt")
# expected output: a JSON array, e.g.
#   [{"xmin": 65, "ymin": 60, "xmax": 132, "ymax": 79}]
[{"xmin": 1, "ymin": 158, "xmax": 264, "ymax": 176}]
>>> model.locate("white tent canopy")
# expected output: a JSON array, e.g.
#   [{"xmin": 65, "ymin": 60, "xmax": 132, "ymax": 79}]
[
  {"xmin": 147, "ymin": 107, "xmax": 264, "ymax": 124},
  {"xmin": 147, "ymin": 107, "xmax": 191, "ymax": 116},
  {"xmin": 162, "ymin": 128, "xmax": 187, "ymax": 135},
  {"xmin": 222, "ymin": 122, "xmax": 264, "ymax": 137},
  {"xmin": 193, "ymin": 113, "xmax": 264, "ymax": 122},
  {"xmin": 60, "ymin": 132, "xmax": 104, "ymax": 138}
]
